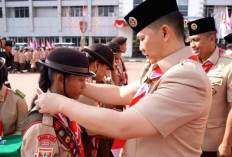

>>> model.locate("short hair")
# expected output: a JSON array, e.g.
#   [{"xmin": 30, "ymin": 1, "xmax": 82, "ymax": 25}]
[{"xmin": 148, "ymin": 11, "xmax": 184, "ymax": 41}]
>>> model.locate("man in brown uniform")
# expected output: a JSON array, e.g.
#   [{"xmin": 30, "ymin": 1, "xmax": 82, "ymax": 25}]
[
  {"xmin": 188, "ymin": 18, "xmax": 232, "ymax": 157},
  {"xmin": 36, "ymin": 0, "xmax": 212, "ymax": 157},
  {"xmin": 0, "ymin": 58, "xmax": 28, "ymax": 136}
]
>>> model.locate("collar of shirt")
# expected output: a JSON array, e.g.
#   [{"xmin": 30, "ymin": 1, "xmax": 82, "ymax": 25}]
[
  {"xmin": 0, "ymin": 85, "xmax": 7, "ymax": 102},
  {"xmin": 201, "ymin": 47, "xmax": 219, "ymax": 65},
  {"xmin": 155, "ymin": 46, "xmax": 192, "ymax": 73}
]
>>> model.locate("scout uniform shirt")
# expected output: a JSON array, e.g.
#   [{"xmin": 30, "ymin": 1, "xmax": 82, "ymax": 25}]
[
  {"xmin": 201, "ymin": 47, "xmax": 232, "ymax": 151},
  {"xmin": 124, "ymin": 47, "xmax": 212, "ymax": 157},
  {"xmin": 21, "ymin": 106, "xmax": 81, "ymax": 157},
  {"xmin": 0, "ymin": 85, "xmax": 28, "ymax": 136}
]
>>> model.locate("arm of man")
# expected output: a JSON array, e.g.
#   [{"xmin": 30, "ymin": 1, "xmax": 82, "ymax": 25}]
[
  {"xmin": 218, "ymin": 104, "xmax": 232, "ymax": 157},
  {"xmin": 82, "ymin": 79, "xmax": 140, "ymax": 105},
  {"xmin": 37, "ymin": 93, "xmax": 158, "ymax": 139}
]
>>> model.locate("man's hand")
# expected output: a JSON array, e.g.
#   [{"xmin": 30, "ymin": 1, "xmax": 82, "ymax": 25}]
[{"xmin": 218, "ymin": 143, "xmax": 232, "ymax": 157}]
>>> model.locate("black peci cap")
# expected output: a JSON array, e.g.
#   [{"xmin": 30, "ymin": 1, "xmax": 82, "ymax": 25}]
[
  {"xmin": 188, "ymin": 17, "xmax": 216, "ymax": 36},
  {"xmin": 111, "ymin": 36, "xmax": 127, "ymax": 45},
  {"xmin": 40, "ymin": 48, "xmax": 95, "ymax": 77},
  {"xmin": 124, "ymin": 0, "xmax": 179, "ymax": 34},
  {"xmin": 106, "ymin": 42, "xmax": 122, "ymax": 54},
  {"xmin": 224, "ymin": 33, "xmax": 232, "ymax": 48},
  {"xmin": 83, "ymin": 44, "xmax": 114, "ymax": 70}
]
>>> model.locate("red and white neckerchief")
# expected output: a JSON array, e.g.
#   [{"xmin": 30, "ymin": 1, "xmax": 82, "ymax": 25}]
[
  {"xmin": 189, "ymin": 48, "xmax": 224, "ymax": 72},
  {"xmin": 111, "ymin": 66, "xmax": 163, "ymax": 157},
  {"xmin": 0, "ymin": 88, "xmax": 8, "ymax": 136},
  {"xmin": 36, "ymin": 88, "xmax": 85, "ymax": 157}
]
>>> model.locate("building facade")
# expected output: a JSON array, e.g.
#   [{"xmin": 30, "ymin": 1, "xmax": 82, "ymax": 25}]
[{"xmin": 0, "ymin": 0, "xmax": 231, "ymax": 57}]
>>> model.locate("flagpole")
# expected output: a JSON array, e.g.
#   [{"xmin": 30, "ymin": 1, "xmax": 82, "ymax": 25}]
[{"xmin": 218, "ymin": 12, "xmax": 223, "ymax": 43}]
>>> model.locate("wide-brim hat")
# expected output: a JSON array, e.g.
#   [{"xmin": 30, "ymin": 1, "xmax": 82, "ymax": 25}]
[
  {"xmin": 188, "ymin": 17, "xmax": 216, "ymax": 36},
  {"xmin": 111, "ymin": 36, "xmax": 127, "ymax": 45},
  {"xmin": 82, "ymin": 44, "xmax": 114, "ymax": 70},
  {"xmin": 106, "ymin": 42, "xmax": 122, "ymax": 54},
  {"xmin": 224, "ymin": 33, "xmax": 232, "ymax": 49},
  {"xmin": 40, "ymin": 48, "xmax": 95, "ymax": 77},
  {"xmin": 124, "ymin": 0, "xmax": 179, "ymax": 34}
]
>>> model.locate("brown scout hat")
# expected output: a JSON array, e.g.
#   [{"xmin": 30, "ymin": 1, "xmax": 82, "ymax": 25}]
[
  {"xmin": 106, "ymin": 42, "xmax": 122, "ymax": 54},
  {"xmin": 40, "ymin": 47, "xmax": 95, "ymax": 77},
  {"xmin": 82, "ymin": 44, "xmax": 114, "ymax": 70},
  {"xmin": 111, "ymin": 36, "xmax": 127, "ymax": 45}
]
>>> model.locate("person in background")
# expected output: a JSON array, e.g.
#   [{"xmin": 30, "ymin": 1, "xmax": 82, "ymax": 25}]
[
  {"xmin": 0, "ymin": 57, "xmax": 28, "ymax": 136},
  {"xmin": 111, "ymin": 36, "xmax": 128, "ymax": 86},
  {"xmin": 187, "ymin": 17, "xmax": 232, "ymax": 157},
  {"xmin": 36, "ymin": 0, "xmax": 212, "ymax": 156},
  {"xmin": 13, "ymin": 48, "xmax": 19, "ymax": 73},
  {"xmin": 79, "ymin": 43, "xmax": 115, "ymax": 157},
  {"xmin": 18, "ymin": 46, "xmax": 25, "ymax": 73},
  {"xmin": 224, "ymin": 33, "xmax": 232, "ymax": 55},
  {"xmin": 21, "ymin": 48, "xmax": 95, "ymax": 157}
]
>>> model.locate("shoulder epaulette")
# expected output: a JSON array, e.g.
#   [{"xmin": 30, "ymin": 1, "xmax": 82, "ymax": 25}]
[{"xmin": 14, "ymin": 89, "xmax": 26, "ymax": 98}]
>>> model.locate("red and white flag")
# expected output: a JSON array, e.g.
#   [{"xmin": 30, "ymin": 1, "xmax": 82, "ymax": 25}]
[{"xmin": 220, "ymin": 7, "xmax": 231, "ymax": 38}]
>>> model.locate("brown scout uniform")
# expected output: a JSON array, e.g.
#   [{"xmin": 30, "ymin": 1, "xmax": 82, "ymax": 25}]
[
  {"xmin": 201, "ymin": 47, "xmax": 232, "ymax": 151},
  {"xmin": 124, "ymin": 47, "xmax": 212, "ymax": 157},
  {"xmin": 0, "ymin": 85, "xmax": 28, "ymax": 136},
  {"xmin": 21, "ymin": 107, "xmax": 80, "ymax": 157}
]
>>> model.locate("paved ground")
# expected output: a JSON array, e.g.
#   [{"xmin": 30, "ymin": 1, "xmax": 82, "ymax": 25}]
[{"xmin": 8, "ymin": 62, "xmax": 145, "ymax": 108}]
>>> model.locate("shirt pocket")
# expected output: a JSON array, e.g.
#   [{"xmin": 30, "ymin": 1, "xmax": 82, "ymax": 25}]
[{"xmin": 206, "ymin": 118, "xmax": 226, "ymax": 128}]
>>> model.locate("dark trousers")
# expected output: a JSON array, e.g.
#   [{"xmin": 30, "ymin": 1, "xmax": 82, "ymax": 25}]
[{"xmin": 201, "ymin": 151, "xmax": 217, "ymax": 157}]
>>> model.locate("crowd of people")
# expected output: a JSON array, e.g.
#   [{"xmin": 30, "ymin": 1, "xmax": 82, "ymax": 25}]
[{"xmin": 1, "ymin": 0, "xmax": 232, "ymax": 157}]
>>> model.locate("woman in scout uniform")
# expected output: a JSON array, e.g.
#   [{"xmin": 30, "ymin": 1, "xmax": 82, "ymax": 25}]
[
  {"xmin": 0, "ymin": 57, "xmax": 28, "ymax": 136},
  {"xmin": 79, "ymin": 44, "xmax": 114, "ymax": 157},
  {"xmin": 21, "ymin": 48, "xmax": 95, "ymax": 157},
  {"xmin": 111, "ymin": 36, "xmax": 128, "ymax": 86}
]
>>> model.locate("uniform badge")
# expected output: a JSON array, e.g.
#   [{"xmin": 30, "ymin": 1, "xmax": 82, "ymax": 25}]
[
  {"xmin": 37, "ymin": 148, "xmax": 53, "ymax": 157},
  {"xmin": 212, "ymin": 88, "xmax": 217, "ymax": 95},
  {"xmin": 37, "ymin": 134, "xmax": 57, "ymax": 143},
  {"xmin": 129, "ymin": 17, "xmax": 138, "ymax": 27},
  {"xmin": 40, "ymin": 141, "xmax": 50, "ymax": 146},
  {"xmin": 65, "ymin": 136, "xmax": 71, "ymax": 143},
  {"xmin": 210, "ymin": 78, "xmax": 223, "ymax": 86},
  {"xmin": 54, "ymin": 122, "xmax": 62, "ymax": 130},
  {"xmin": 191, "ymin": 23, "xmax": 197, "ymax": 30},
  {"xmin": 58, "ymin": 130, "xmax": 64, "ymax": 137},
  {"xmin": 14, "ymin": 89, "xmax": 26, "ymax": 98},
  {"xmin": 70, "ymin": 142, "xmax": 74, "ymax": 149}
]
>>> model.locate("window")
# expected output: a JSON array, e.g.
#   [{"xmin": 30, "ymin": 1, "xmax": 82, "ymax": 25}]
[
  {"xmin": 134, "ymin": 0, "xmax": 143, "ymax": 8},
  {"xmin": 0, "ymin": 8, "xmax": 2, "ymax": 18},
  {"xmin": 15, "ymin": 7, "xmax": 29, "ymax": 18},
  {"xmin": 62, "ymin": 6, "xmax": 86, "ymax": 17},
  {"xmin": 204, "ymin": 6, "xmax": 214, "ymax": 17},
  {"xmin": 93, "ymin": 37, "xmax": 114, "ymax": 44},
  {"xmin": 178, "ymin": 5, "xmax": 188, "ymax": 17},
  {"xmin": 92, "ymin": 6, "xmax": 115, "ymax": 17},
  {"xmin": 228, "ymin": 6, "xmax": 232, "ymax": 18}
]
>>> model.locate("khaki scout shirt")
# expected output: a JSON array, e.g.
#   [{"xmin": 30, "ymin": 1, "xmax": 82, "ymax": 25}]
[
  {"xmin": 0, "ymin": 85, "xmax": 28, "ymax": 136},
  {"xmin": 201, "ymin": 47, "xmax": 232, "ymax": 151},
  {"xmin": 124, "ymin": 47, "xmax": 212, "ymax": 157},
  {"xmin": 21, "ymin": 110, "xmax": 78, "ymax": 157}
]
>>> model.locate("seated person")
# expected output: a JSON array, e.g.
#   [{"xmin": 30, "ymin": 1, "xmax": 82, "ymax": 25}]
[
  {"xmin": 21, "ymin": 48, "xmax": 95, "ymax": 157},
  {"xmin": 0, "ymin": 57, "xmax": 28, "ymax": 136}
]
